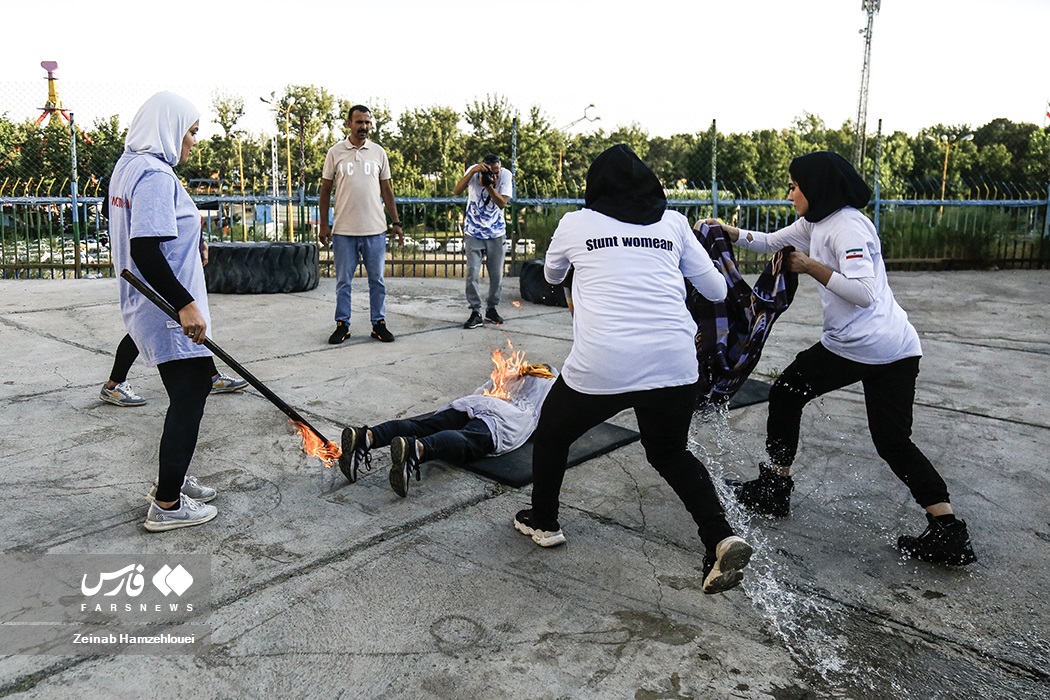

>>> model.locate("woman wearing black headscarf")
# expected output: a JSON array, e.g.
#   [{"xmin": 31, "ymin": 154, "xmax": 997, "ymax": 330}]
[
  {"xmin": 708, "ymin": 151, "xmax": 976, "ymax": 566},
  {"xmin": 514, "ymin": 145, "xmax": 754, "ymax": 595}
]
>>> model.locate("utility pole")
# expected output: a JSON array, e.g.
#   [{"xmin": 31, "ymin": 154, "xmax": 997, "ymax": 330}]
[{"xmin": 853, "ymin": 1, "xmax": 881, "ymax": 174}]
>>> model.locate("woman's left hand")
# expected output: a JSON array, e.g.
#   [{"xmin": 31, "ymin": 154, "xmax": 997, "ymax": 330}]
[{"xmin": 200, "ymin": 240, "xmax": 209, "ymax": 267}]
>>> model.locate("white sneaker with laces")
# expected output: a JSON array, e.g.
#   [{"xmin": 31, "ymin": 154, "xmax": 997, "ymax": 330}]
[
  {"xmin": 99, "ymin": 381, "xmax": 146, "ymax": 407},
  {"xmin": 143, "ymin": 494, "xmax": 218, "ymax": 532},
  {"xmin": 148, "ymin": 474, "xmax": 217, "ymax": 503},
  {"xmin": 211, "ymin": 373, "xmax": 248, "ymax": 393}
]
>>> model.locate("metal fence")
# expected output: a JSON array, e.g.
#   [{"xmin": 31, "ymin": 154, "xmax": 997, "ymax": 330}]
[{"xmin": 2, "ymin": 188, "xmax": 1046, "ymax": 280}]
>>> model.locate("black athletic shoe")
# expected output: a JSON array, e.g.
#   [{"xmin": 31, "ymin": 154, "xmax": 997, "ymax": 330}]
[
  {"xmin": 463, "ymin": 310, "xmax": 483, "ymax": 329},
  {"xmin": 513, "ymin": 509, "xmax": 566, "ymax": 547},
  {"xmin": 485, "ymin": 307, "xmax": 504, "ymax": 325},
  {"xmin": 328, "ymin": 321, "xmax": 350, "ymax": 345},
  {"xmin": 389, "ymin": 436, "xmax": 421, "ymax": 498},
  {"xmin": 729, "ymin": 463, "xmax": 794, "ymax": 517},
  {"xmin": 338, "ymin": 425, "xmax": 371, "ymax": 483},
  {"xmin": 701, "ymin": 535, "xmax": 753, "ymax": 594},
  {"xmin": 371, "ymin": 320, "xmax": 395, "ymax": 343},
  {"xmin": 898, "ymin": 513, "xmax": 977, "ymax": 566}
]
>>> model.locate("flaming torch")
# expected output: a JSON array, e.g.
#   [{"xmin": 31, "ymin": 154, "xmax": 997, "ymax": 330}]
[{"xmin": 119, "ymin": 269, "xmax": 341, "ymax": 467}]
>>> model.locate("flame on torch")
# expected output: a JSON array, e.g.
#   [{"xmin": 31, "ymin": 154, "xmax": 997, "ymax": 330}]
[{"xmin": 291, "ymin": 420, "xmax": 342, "ymax": 468}]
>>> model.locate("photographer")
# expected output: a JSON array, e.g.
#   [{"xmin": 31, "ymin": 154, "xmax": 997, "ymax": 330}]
[{"xmin": 453, "ymin": 154, "xmax": 513, "ymax": 328}]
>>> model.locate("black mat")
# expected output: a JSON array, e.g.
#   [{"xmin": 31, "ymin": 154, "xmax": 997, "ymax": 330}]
[
  {"xmin": 456, "ymin": 422, "xmax": 640, "ymax": 488},
  {"xmin": 727, "ymin": 378, "xmax": 772, "ymax": 409},
  {"xmin": 448, "ymin": 380, "xmax": 770, "ymax": 487}
]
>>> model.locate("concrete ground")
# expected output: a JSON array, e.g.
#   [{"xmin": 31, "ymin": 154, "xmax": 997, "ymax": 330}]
[{"xmin": 0, "ymin": 270, "xmax": 1047, "ymax": 699}]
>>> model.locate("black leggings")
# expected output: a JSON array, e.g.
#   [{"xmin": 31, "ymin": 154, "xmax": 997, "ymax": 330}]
[
  {"xmin": 766, "ymin": 342, "xmax": 949, "ymax": 507},
  {"xmin": 109, "ymin": 333, "xmax": 218, "ymax": 384},
  {"xmin": 154, "ymin": 356, "xmax": 213, "ymax": 502},
  {"xmin": 530, "ymin": 377, "xmax": 734, "ymax": 551}
]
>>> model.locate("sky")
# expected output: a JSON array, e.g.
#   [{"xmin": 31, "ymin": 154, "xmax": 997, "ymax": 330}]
[{"xmin": 1, "ymin": 0, "xmax": 1048, "ymax": 141}]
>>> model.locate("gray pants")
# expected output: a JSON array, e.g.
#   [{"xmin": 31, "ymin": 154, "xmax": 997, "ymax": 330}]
[{"xmin": 465, "ymin": 234, "xmax": 505, "ymax": 311}]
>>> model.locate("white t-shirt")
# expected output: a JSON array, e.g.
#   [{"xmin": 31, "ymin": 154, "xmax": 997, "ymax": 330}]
[
  {"xmin": 737, "ymin": 207, "xmax": 921, "ymax": 363},
  {"xmin": 321, "ymin": 139, "xmax": 392, "ymax": 236},
  {"xmin": 445, "ymin": 369, "xmax": 557, "ymax": 455},
  {"xmin": 463, "ymin": 168, "xmax": 513, "ymax": 239},
  {"xmin": 108, "ymin": 152, "xmax": 212, "ymax": 367},
  {"xmin": 544, "ymin": 208, "xmax": 728, "ymax": 394}
]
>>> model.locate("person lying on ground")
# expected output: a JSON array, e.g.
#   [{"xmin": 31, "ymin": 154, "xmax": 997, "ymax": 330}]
[{"xmin": 339, "ymin": 361, "xmax": 557, "ymax": 498}]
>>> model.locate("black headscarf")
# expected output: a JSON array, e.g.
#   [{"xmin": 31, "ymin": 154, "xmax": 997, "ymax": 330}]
[
  {"xmin": 788, "ymin": 151, "xmax": 872, "ymax": 223},
  {"xmin": 584, "ymin": 144, "xmax": 666, "ymax": 225}
]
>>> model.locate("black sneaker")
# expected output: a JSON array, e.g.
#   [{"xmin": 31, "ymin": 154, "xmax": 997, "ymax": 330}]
[
  {"xmin": 328, "ymin": 321, "xmax": 350, "ymax": 345},
  {"xmin": 338, "ymin": 425, "xmax": 372, "ymax": 483},
  {"xmin": 485, "ymin": 307, "xmax": 504, "ymax": 325},
  {"xmin": 463, "ymin": 310, "xmax": 484, "ymax": 329},
  {"xmin": 371, "ymin": 320, "xmax": 395, "ymax": 343},
  {"xmin": 898, "ymin": 513, "xmax": 977, "ymax": 566},
  {"xmin": 729, "ymin": 463, "xmax": 794, "ymax": 517},
  {"xmin": 513, "ymin": 509, "xmax": 566, "ymax": 547},
  {"xmin": 389, "ymin": 436, "xmax": 421, "ymax": 498},
  {"xmin": 701, "ymin": 535, "xmax": 753, "ymax": 594}
]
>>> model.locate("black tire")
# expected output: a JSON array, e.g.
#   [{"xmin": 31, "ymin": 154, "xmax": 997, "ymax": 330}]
[
  {"xmin": 519, "ymin": 259, "xmax": 567, "ymax": 307},
  {"xmin": 205, "ymin": 242, "xmax": 319, "ymax": 294}
]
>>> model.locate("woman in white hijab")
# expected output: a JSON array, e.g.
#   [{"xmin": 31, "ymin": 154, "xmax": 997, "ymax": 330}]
[{"xmin": 108, "ymin": 91, "xmax": 219, "ymax": 532}]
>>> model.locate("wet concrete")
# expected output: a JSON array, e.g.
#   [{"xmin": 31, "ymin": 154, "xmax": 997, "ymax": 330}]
[{"xmin": 0, "ymin": 270, "xmax": 1048, "ymax": 698}]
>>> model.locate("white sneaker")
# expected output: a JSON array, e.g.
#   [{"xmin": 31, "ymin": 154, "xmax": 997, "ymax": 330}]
[
  {"xmin": 99, "ymin": 381, "xmax": 146, "ymax": 407},
  {"xmin": 702, "ymin": 535, "xmax": 753, "ymax": 594},
  {"xmin": 211, "ymin": 373, "xmax": 248, "ymax": 393},
  {"xmin": 143, "ymin": 494, "xmax": 218, "ymax": 532},
  {"xmin": 148, "ymin": 475, "xmax": 217, "ymax": 503}
]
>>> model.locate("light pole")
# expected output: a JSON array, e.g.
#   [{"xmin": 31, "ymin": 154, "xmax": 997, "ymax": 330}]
[
  {"xmin": 261, "ymin": 93, "xmax": 296, "ymax": 240},
  {"xmin": 558, "ymin": 104, "xmax": 600, "ymax": 182},
  {"xmin": 928, "ymin": 132, "xmax": 973, "ymax": 217}
]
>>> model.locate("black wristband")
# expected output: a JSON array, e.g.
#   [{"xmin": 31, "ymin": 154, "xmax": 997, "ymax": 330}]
[{"xmin": 391, "ymin": 222, "xmax": 402, "ymax": 227}]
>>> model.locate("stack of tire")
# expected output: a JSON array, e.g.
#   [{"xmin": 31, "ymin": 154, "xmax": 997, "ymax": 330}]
[{"xmin": 205, "ymin": 242, "xmax": 319, "ymax": 294}]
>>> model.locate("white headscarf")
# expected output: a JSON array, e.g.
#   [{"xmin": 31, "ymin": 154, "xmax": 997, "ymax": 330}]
[{"xmin": 124, "ymin": 92, "xmax": 200, "ymax": 167}]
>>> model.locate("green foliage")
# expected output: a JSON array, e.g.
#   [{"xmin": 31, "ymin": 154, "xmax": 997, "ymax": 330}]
[{"xmin": 3, "ymin": 94, "xmax": 1049, "ymax": 204}]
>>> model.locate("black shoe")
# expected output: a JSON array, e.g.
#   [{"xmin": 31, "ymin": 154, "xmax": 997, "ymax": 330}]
[
  {"xmin": 328, "ymin": 321, "xmax": 350, "ymax": 345},
  {"xmin": 513, "ymin": 509, "xmax": 566, "ymax": 547},
  {"xmin": 371, "ymin": 320, "xmax": 395, "ymax": 343},
  {"xmin": 338, "ymin": 425, "xmax": 372, "ymax": 483},
  {"xmin": 463, "ymin": 310, "xmax": 483, "ymax": 329},
  {"xmin": 485, "ymin": 307, "xmax": 504, "ymax": 325},
  {"xmin": 898, "ymin": 513, "xmax": 977, "ymax": 566},
  {"xmin": 729, "ymin": 463, "xmax": 794, "ymax": 517},
  {"xmin": 701, "ymin": 535, "xmax": 753, "ymax": 594},
  {"xmin": 389, "ymin": 436, "xmax": 421, "ymax": 498}
]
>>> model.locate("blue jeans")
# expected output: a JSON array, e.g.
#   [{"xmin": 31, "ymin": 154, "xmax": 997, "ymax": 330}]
[
  {"xmin": 464, "ymin": 234, "xmax": 505, "ymax": 311},
  {"xmin": 369, "ymin": 408, "xmax": 495, "ymax": 464},
  {"xmin": 333, "ymin": 233, "xmax": 387, "ymax": 324}
]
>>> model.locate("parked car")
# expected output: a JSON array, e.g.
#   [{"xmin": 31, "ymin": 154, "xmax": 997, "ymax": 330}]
[
  {"xmin": 445, "ymin": 237, "xmax": 464, "ymax": 253},
  {"xmin": 515, "ymin": 238, "xmax": 537, "ymax": 255},
  {"xmin": 417, "ymin": 237, "xmax": 440, "ymax": 252}
]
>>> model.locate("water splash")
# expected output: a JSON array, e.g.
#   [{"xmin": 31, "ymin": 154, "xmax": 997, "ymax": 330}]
[{"xmin": 691, "ymin": 408, "xmax": 868, "ymax": 690}]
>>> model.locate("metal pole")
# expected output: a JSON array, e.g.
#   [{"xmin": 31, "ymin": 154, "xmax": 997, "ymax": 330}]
[
  {"xmin": 119, "ymin": 269, "xmax": 333, "ymax": 446},
  {"xmin": 873, "ymin": 119, "xmax": 883, "ymax": 234},
  {"xmin": 285, "ymin": 109, "xmax": 294, "ymax": 241},
  {"xmin": 710, "ymin": 119, "xmax": 718, "ymax": 221},
  {"xmin": 69, "ymin": 111, "xmax": 82, "ymax": 279}
]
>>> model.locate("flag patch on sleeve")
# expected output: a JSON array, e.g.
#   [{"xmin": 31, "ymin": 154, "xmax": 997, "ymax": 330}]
[{"xmin": 845, "ymin": 248, "xmax": 864, "ymax": 260}]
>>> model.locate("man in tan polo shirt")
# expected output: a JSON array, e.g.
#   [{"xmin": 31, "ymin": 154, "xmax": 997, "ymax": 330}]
[{"xmin": 319, "ymin": 105, "xmax": 401, "ymax": 344}]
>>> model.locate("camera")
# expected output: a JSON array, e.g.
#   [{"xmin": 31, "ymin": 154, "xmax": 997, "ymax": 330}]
[{"xmin": 480, "ymin": 170, "xmax": 495, "ymax": 187}]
